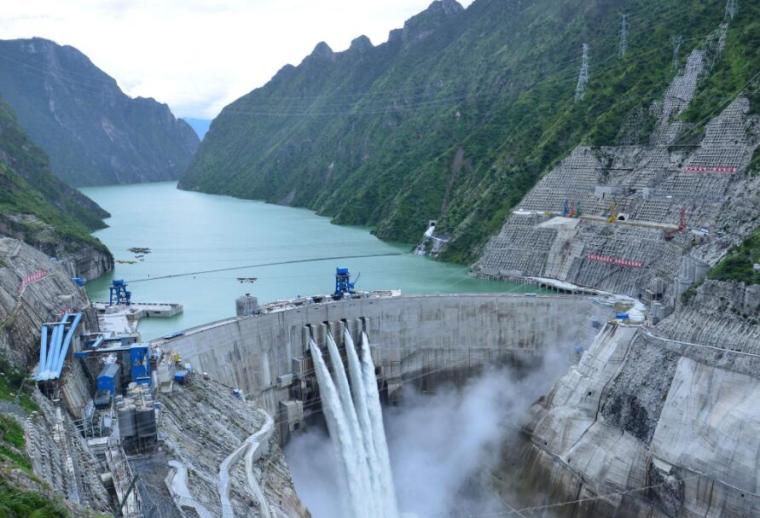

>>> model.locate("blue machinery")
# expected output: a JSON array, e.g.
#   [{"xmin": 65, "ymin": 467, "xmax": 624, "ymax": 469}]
[
  {"xmin": 35, "ymin": 313, "xmax": 83, "ymax": 382},
  {"xmin": 75, "ymin": 343, "xmax": 152, "ymax": 387},
  {"xmin": 334, "ymin": 267, "xmax": 357, "ymax": 300},
  {"xmin": 109, "ymin": 279, "xmax": 131, "ymax": 306}
]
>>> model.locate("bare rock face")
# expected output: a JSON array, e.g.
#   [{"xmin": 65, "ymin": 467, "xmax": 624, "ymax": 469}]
[
  {"xmin": 657, "ymin": 280, "xmax": 760, "ymax": 350},
  {"xmin": 0, "ymin": 38, "xmax": 199, "ymax": 186},
  {"xmin": 0, "ymin": 237, "xmax": 91, "ymax": 367},
  {"xmin": 157, "ymin": 376, "xmax": 309, "ymax": 518},
  {"xmin": 23, "ymin": 390, "xmax": 112, "ymax": 512},
  {"xmin": 518, "ymin": 279, "xmax": 760, "ymax": 517}
]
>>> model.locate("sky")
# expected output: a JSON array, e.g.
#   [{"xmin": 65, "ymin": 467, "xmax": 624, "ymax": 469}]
[{"xmin": 0, "ymin": 0, "xmax": 474, "ymax": 119}]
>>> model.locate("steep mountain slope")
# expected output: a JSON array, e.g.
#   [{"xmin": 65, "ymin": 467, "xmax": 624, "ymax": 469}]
[
  {"xmin": 0, "ymin": 100, "xmax": 113, "ymax": 515},
  {"xmin": 708, "ymin": 226, "xmax": 760, "ymax": 284},
  {"xmin": 0, "ymin": 98, "xmax": 112, "ymax": 277},
  {"xmin": 474, "ymin": 0, "xmax": 760, "ymax": 307},
  {"xmin": 0, "ymin": 38, "xmax": 199, "ymax": 186},
  {"xmin": 181, "ymin": 0, "xmax": 750, "ymax": 262}
]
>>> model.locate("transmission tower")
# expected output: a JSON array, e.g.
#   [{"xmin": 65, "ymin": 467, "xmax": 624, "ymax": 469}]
[
  {"xmin": 672, "ymin": 35, "xmax": 683, "ymax": 70},
  {"xmin": 725, "ymin": 0, "xmax": 738, "ymax": 20},
  {"xmin": 575, "ymin": 43, "xmax": 590, "ymax": 102},
  {"xmin": 619, "ymin": 14, "xmax": 629, "ymax": 58}
]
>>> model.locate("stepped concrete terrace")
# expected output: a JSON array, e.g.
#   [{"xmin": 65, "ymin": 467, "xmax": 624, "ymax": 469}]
[{"xmin": 476, "ymin": 93, "xmax": 760, "ymax": 308}]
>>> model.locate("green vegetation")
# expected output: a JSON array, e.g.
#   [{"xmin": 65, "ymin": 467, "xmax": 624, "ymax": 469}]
[
  {"xmin": 0, "ymin": 415, "xmax": 30, "ymax": 472},
  {"xmin": 683, "ymin": 1, "xmax": 760, "ymax": 124},
  {"xmin": 0, "ymin": 356, "xmax": 38, "ymax": 413},
  {"xmin": 708, "ymin": 227, "xmax": 760, "ymax": 284},
  {"xmin": 0, "ymin": 482, "xmax": 68, "ymax": 518},
  {"xmin": 0, "ymin": 100, "xmax": 110, "ymax": 254},
  {"xmin": 183, "ymin": 0, "xmax": 750, "ymax": 263},
  {"xmin": 751, "ymin": 147, "xmax": 760, "ymax": 176},
  {"xmin": 0, "ymin": 359, "xmax": 67, "ymax": 517}
]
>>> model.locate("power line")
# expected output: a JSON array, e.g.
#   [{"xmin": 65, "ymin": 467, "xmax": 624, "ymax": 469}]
[
  {"xmin": 575, "ymin": 43, "xmax": 590, "ymax": 102},
  {"xmin": 672, "ymin": 35, "xmax": 684, "ymax": 70},
  {"xmin": 725, "ymin": 0, "xmax": 738, "ymax": 20},
  {"xmin": 126, "ymin": 252, "xmax": 403, "ymax": 283},
  {"xmin": 619, "ymin": 14, "xmax": 629, "ymax": 58}
]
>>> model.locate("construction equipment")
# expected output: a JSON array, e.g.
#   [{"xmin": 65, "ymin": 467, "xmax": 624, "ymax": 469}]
[
  {"xmin": 109, "ymin": 280, "xmax": 131, "ymax": 306},
  {"xmin": 663, "ymin": 208, "xmax": 687, "ymax": 241},
  {"xmin": 607, "ymin": 201, "xmax": 619, "ymax": 223},
  {"xmin": 334, "ymin": 267, "xmax": 357, "ymax": 300}
]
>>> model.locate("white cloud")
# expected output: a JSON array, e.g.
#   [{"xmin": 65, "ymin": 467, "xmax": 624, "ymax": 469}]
[{"xmin": 0, "ymin": 0, "xmax": 474, "ymax": 119}]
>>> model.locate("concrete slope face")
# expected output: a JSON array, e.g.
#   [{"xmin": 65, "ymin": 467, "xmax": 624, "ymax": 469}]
[
  {"xmin": 0, "ymin": 237, "xmax": 92, "ymax": 366},
  {"xmin": 0, "ymin": 38, "xmax": 199, "ymax": 186},
  {"xmin": 522, "ymin": 280, "xmax": 760, "ymax": 517},
  {"xmin": 475, "ymin": 49, "xmax": 760, "ymax": 309}
]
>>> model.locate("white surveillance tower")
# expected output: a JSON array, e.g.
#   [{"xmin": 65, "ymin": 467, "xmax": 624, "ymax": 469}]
[
  {"xmin": 671, "ymin": 35, "xmax": 683, "ymax": 70},
  {"xmin": 725, "ymin": 0, "xmax": 738, "ymax": 20},
  {"xmin": 619, "ymin": 14, "xmax": 629, "ymax": 58},
  {"xmin": 575, "ymin": 43, "xmax": 590, "ymax": 102}
]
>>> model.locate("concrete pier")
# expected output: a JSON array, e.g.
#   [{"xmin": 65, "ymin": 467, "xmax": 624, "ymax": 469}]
[{"xmin": 93, "ymin": 301, "xmax": 183, "ymax": 335}]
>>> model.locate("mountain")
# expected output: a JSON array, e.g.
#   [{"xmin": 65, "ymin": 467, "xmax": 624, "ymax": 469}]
[
  {"xmin": 183, "ymin": 118, "xmax": 212, "ymax": 139},
  {"xmin": 181, "ymin": 0, "xmax": 759, "ymax": 263},
  {"xmin": 0, "ymin": 38, "xmax": 199, "ymax": 186},
  {"xmin": 0, "ymin": 98, "xmax": 112, "ymax": 276}
]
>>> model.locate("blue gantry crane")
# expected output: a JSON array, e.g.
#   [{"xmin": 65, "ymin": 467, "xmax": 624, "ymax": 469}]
[
  {"xmin": 109, "ymin": 279, "xmax": 131, "ymax": 306},
  {"xmin": 333, "ymin": 267, "xmax": 357, "ymax": 300}
]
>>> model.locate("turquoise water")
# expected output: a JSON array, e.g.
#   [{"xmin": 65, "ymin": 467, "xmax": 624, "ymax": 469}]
[{"xmin": 81, "ymin": 182, "xmax": 528, "ymax": 340}]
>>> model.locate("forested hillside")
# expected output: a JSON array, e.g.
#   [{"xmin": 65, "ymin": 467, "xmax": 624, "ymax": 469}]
[
  {"xmin": 182, "ymin": 0, "xmax": 760, "ymax": 263},
  {"xmin": 0, "ymin": 99, "xmax": 110, "ymax": 255}
]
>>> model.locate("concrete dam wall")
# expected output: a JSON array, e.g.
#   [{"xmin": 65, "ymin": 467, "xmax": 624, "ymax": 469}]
[{"xmin": 159, "ymin": 294, "xmax": 606, "ymax": 420}]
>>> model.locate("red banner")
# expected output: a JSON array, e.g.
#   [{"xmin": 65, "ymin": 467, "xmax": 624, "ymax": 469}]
[
  {"xmin": 19, "ymin": 270, "xmax": 48, "ymax": 293},
  {"xmin": 586, "ymin": 254, "xmax": 643, "ymax": 268},
  {"xmin": 684, "ymin": 165, "xmax": 737, "ymax": 174}
]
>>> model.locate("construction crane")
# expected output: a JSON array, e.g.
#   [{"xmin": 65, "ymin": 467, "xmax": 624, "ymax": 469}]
[
  {"xmin": 663, "ymin": 208, "xmax": 687, "ymax": 241},
  {"xmin": 333, "ymin": 267, "xmax": 357, "ymax": 300},
  {"xmin": 607, "ymin": 201, "xmax": 619, "ymax": 223},
  {"xmin": 109, "ymin": 280, "xmax": 131, "ymax": 306}
]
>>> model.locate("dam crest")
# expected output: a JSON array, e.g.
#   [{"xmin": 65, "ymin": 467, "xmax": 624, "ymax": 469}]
[{"xmin": 154, "ymin": 292, "xmax": 606, "ymax": 444}]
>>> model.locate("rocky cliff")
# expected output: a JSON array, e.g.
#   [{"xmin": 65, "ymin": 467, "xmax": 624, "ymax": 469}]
[
  {"xmin": 0, "ymin": 98, "xmax": 112, "ymax": 279},
  {"xmin": 0, "ymin": 237, "xmax": 110, "ymax": 515},
  {"xmin": 510, "ymin": 277, "xmax": 760, "ymax": 517},
  {"xmin": 158, "ymin": 376, "xmax": 308, "ymax": 518},
  {"xmin": 0, "ymin": 38, "xmax": 199, "ymax": 186},
  {"xmin": 0, "ymin": 238, "xmax": 92, "ymax": 370}
]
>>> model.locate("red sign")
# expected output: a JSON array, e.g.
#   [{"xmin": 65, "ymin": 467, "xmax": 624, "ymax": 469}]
[
  {"xmin": 684, "ymin": 165, "xmax": 737, "ymax": 174},
  {"xmin": 586, "ymin": 254, "xmax": 643, "ymax": 268},
  {"xmin": 19, "ymin": 270, "xmax": 48, "ymax": 293}
]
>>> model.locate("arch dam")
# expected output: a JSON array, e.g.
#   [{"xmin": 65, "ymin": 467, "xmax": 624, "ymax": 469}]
[{"xmin": 153, "ymin": 293, "xmax": 609, "ymax": 443}]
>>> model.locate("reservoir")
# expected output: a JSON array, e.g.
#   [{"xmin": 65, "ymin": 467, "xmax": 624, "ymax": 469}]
[{"xmin": 81, "ymin": 182, "xmax": 529, "ymax": 340}]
